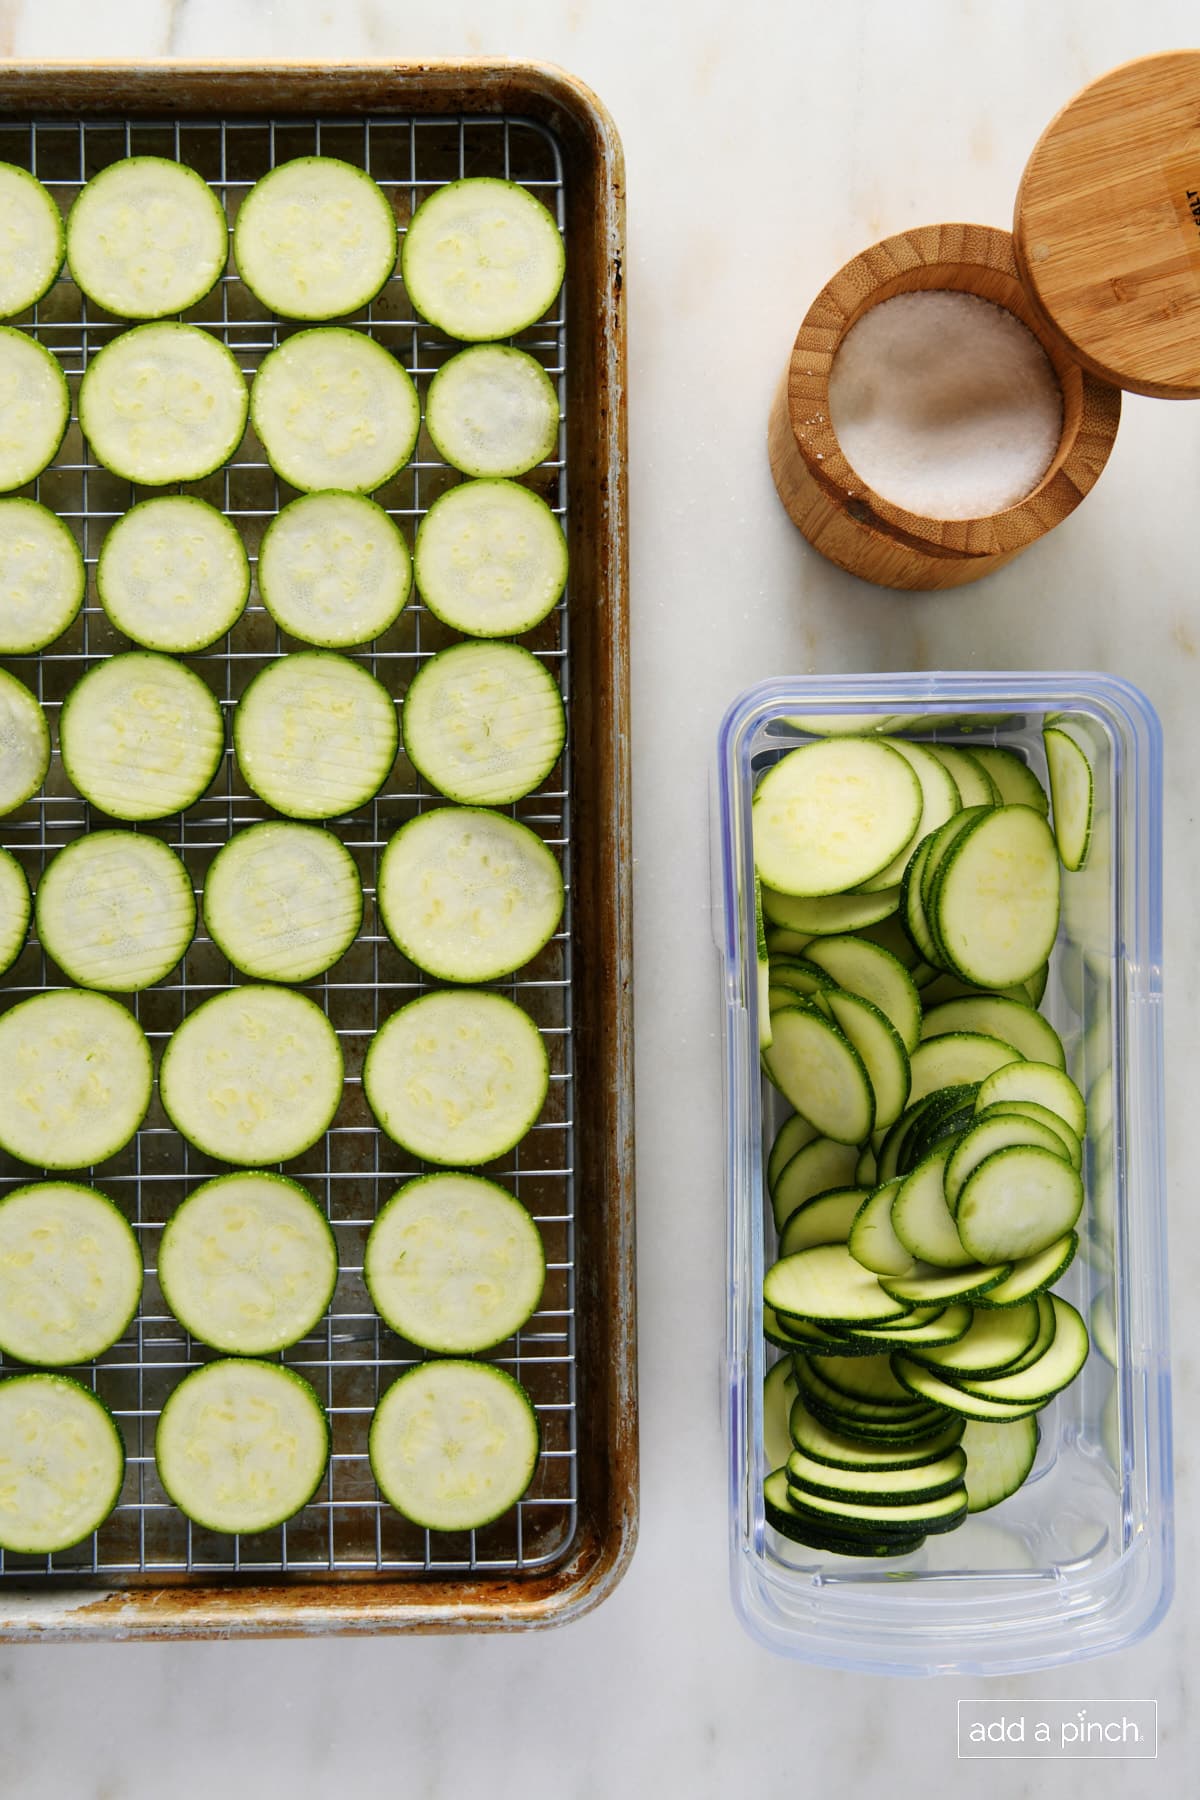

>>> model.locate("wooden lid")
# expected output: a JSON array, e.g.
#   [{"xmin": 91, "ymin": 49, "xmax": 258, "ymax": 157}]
[{"xmin": 1014, "ymin": 51, "xmax": 1200, "ymax": 399}]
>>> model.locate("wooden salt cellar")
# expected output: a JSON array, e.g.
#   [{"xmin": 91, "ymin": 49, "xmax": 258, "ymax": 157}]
[{"xmin": 771, "ymin": 51, "xmax": 1200, "ymax": 590}]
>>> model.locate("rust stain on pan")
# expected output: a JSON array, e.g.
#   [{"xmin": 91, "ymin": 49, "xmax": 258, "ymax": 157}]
[{"xmin": 0, "ymin": 60, "xmax": 634, "ymax": 1641}]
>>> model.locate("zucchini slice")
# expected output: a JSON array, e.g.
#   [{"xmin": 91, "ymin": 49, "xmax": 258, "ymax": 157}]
[
  {"xmin": 961, "ymin": 1414, "xmax": 1039, "ymax": 1513},
  {"xmin": 932, "ymin": 805, "xmax": 1061, "ymax": 989},
  {"xmin": 907, "ymin": 1032, "xmax": 1022, "ymax": 1108},
  {"xmin": 804, "ymin": 935, "xmax": 921, "ymax": 1052},
  {"xmin": 157, "ymin": 1172, "xmax": 337, "ymax": 1355},
  {"xmin": 908, "ymin": 1300, "xmax": 1043, "ymax": 1381},
  {"xmin": 788, "ymin": 1396, "xmax": 964, "ymax": 1471},
  {"xmin": 954, "ymin": 1145, "xmax": 1084, "ymax": 1264},
  {"xmin": 155, "ymin": 1359, "xmax": 329, "ymax": 1534},
  {"xmin": 365, "ymin": 1171, "xmax": 545, "ymax": 1353},
  {"xmin": 0, "ymin": 1373, "xmax": 124, "ymax": 1553},
  {"xmin": 921, "ymin": 996, "xmax": 1064, "ymax": 1068},
  {"xmin": 836, "ymin": 1303, "xmax": 973, "ymax": 1349},
  {"xmin": 233, "ymin": 651, "xmax": 397, "ymax": 819},
  {"xmin": 251, "ymin": 327, "xmax": 419, "ymax": 493},
  {"xmin": 257, "ymin": 490, "xmax": 411, "ymax": 648},
  {"xmin": 0, "ymin": 844, "xmax": 30, "ymax": 974},
  {"xmin": 970, "ymin": 1231, "xmax": 1078, "ymax": 1308},
  {"xmin": 924, "ymin": 743, "xmax": 998, "ymax": 807},
  {"xmin": 97, "ymin": 496, "xmax": 250, "ymax": 652},
  {"xmin": 968, "ymin": 745, "xmax": 1049, "ymax": 815},
  {"xmin": 765, "ymin": 1244, "xmax": 906, "ymax": 1326},
  {"xmin": 0, "ymin": 162, "xmax": 65, "ymax": 317},
  {"xmin": 425, "ymin": 346, "xmax": 559, "ymax": 477},
  {"xmin": 770, "ymin": 1136, "xmax": 859, "ymax": 1231},
  {"xmin": 891, "ymin": 1144, "xmax": 976, "ymax": 1269},
  {"xmin": 159, "ymin": 985, "xmax": 344, "ymax": 1165},
  {"xmin": 0, "ymin": 989, "xmax": 152, "ymax": 1169},
  {"xmin": 891, "ymin": 1356, "xmax": 1039, "ymax": 1422},
  {"xmin": 848, "ymin": 1177, "xmax": 913, "ymax": 1276},
  {"xmin": 233, "ymin": 157, "xmax": 396, "ymax": 320},
  {"xmin": 202, "ymin": 820, "xmax": 362, "ymax": 982},
  {"xmin": 59, "ymin": 652, "xmax": 224, "ymax": 821},
  {"xmin": 66, "ymin": 157, "xmax": 227, "ymax": 319},
  {"xmin": 974, "ymin": 1059, "xmax": 1086, "ymax": 1138},
  {"xmin": 0, "ymin": 327, "xmax": 70, "ymax": 491},
  {"xmin": 414, "ymin": 477, "xmax": 567, "ymax": 638},
  {"xmin": 955, "ymin": 1296, "xmax": 1088, "ymax": 1404},
  {"xmin": 0, "ymin": 669, "xmax": 50, "ymax": 816},
  {"xmin": 779, "ymin": 1187, "xmax": 870, "ymax": 1257},
  {"xmin": 753, "ymin": 738, "xmax": 922, "ymax": 897},
  {"xmin": 0, "ymin": 1182, "xmax": 142, "ymax": 1366},
  {"xmin": 764, "ymin": 1469, "xmax": 927, "ymax": 1555},
  {"xmin": 762, "ymin": 1005, "xmax": 875, "ymax": 1146},
  {"xmin": 787, "ymin": 1443, "xmax": 967, "ymax": 1504},
  {"xmin": 402, "ymin": 640, "xmax": 565, "ymax": 806},
  {"xmin": 363, "ymin": 989, "xmax": 548, "ymax": 1167},
  {"xmin": 79, "ymin": 323, "xmax": 248, "ymax": 484},
  {"xmin": 35, "ymin": 830, "xmax": 196, "ymax": 991},
  {"xmin": 762, "ymin": 883, "xmax": 901, "ymax": 935},
  {"xmin": 860, "ymin": 737, "xmax": 960, "ymax": 891},
  {"xmin": 880, "ymin": 1259, "xmax": 1012, "ymax": 1306},
  {"xmin": 976, "ymin": 1099, "xmax": 1081, "ymax": 1168},
  {"xmin": 370, "ymin": 1359, "xmax": 540, "ymax": 1531},
  {"xmin": 825, "ymin": 989, "xmax": 911, "ymax": 1131},
  {"xmin": 1043, "ymin": 724, "xmax": 1094, "ymax": 871},
  {"xmin": 0, "ymin": 499, "xmax": 85, "ymax": 653},
  {"xmin": 767, "ymin": 1113, "xmax": 820, "ymax": 1194},
  {"xmin": 401, "ymin": 177, "xmax": 565, "ymax": 342},
  {"xmin": 781, "ymin": 1478, "xmax": 967, "ymax": 1536},
  {"xmin": 764, "ymin": 1358, "xmax": 799, "ymax": 1471},
  {"xmin": 943, "ymin": 1113, "xmax": 1072, "ymax": 1211},
  {"xmin": 377, "ymin": 806, "xmax": 563, "ymax": 984}
]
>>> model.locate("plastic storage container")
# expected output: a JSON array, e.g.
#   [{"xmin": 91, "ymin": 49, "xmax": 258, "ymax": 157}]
[{"xmin": 716, "ymin": 673, "xmax": 1171, "ymax": 1675}]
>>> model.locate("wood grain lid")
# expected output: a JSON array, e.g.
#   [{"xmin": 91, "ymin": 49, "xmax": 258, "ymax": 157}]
[{"xmin": 1014, "ymin": 51, "xmax": 1200, "ymax": 399}]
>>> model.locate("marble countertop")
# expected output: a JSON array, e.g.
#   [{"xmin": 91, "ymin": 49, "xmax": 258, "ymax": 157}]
[{"xmin": 1, "ymin": 2, "xmax": 1198, "ymax": 1795}]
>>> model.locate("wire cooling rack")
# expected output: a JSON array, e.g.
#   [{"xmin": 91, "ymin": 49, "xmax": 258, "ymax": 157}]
[{"xmin": 0, "ymin": 111, "xmax": 576, "ymax": 1579}]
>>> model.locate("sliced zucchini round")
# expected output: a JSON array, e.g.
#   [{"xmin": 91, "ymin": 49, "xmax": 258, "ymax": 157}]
[
  {"xmin": 779, "ymin": 1187, "xmax": 870, "ymax": 1258},
  {"xmin": 233, "ymin": 651, "xmax": 397, "ymax": 819},
  {"xmin": 159, "ymin": 984, "xmax": 343, "ymax": 1166},
  {"xmin": 0, "ymin": 668, "xmax": 50, "ymax": 816},
  {"xmin": 0, "ymin": 499, "xmax": 84, "ymax": 652},
  {"xmin": 155, "ymin": 1358, "xmax": 329, "ymax": 1534},
  {"xmin": 0, "ymin": 326, "xmax": 69, "ymax": 491},
  {"xmin": 968, "ymin": 745, "xmax": 1049, "ymax": 815},
  {"xmin": 923, "ymin": 742, "xmax": 998, "ymax": 808},
  {"xmin": 848, "ymin": 1177, "xmax": 913, "ymax": 1277},
  {"xmin": 0, "ymin": 844, "xmax": 30, "ymax": 974},
  {"xmin": 370, "ymin": 1359, "xmax": 539, "ymax": 1531},
  {"xmin": 770, "ymin": 1137, "xmax": 860, "ymax": 1232},
  {"xmin": 803, "ymin": 934, "xmax": 921, "ymax": 1053},
  {"xmin": 0, "ymin": 1181, "xmax": 142, "ymax": 1366},
  {"xmin": 932, "ymin": 805, "xmax": 1060, "ymax": 989},
  {"xmin": 764, "ymin": 1244, "xmax": 908, "ymax": 1326},
  {"xmin": 426, "ymin": 345, "xmax": 559, "ymax": 477},
  {"xmin": 762, "ymin": 883, "xmax": 901, "ymax": 935},
  {"xmin": 767, "ymin": 1113, "xmax": 820, "ymax": 1194},
  {"xmin": 961, "ymin": 1415, "xmax": 1039, "ymax": 1513},
  {"xmin": 413, "ymin": 478, "xmax": 567, "ymax": 637},
  {"xmin": 364, "ymin": 988, "xmax": 548, "ymax": 1166},
  {"xmin": 365, "ymin": 1171, "xmax": 545, "ymax": 1353},
  {"xmin": 970, "ymin": 1231, "xmax": 1078, "ymax": 1308},
  {"xmin": 157, "ymin": 1171, "xmax": 337, "ymax": 1354},
  {"xmin": 761, "ymin": 1004, "xmax": 874, "ymax": 1145},
  {"xmin": 234, "ymin": 157, "xmax": 396, "ymax": 320},
  {"xmin": 35, "ymin": 830, "xmax": 196, "ymax": 991},
  {"xmin": 0, "ymin": 989, "xmax": 152, "ymax": 1169},
  {"xmin": 79, "ymin": 323, "xmax": 248, "ymax": 485},
  {"xmin": 891, "ymin": 1356, "xmax": 1038, "ymax": 1422},
  {"xmin": 954, "ymin": 1144, "xmax": 1084, "ymax": 1264},
  {"xmin": 0, "ymin": 163, "xmax": 65, "ymax": 317},
  {"xmin": 401, "ymin": 177, "xmax": 565, "ymax": 342},
  {"xmin": 974, "ymin": 1058, "xmax": 1086, "ymax": 1138},
  {"xmin": 824, "ymin": 989, "xmax": 910, "ymax": 1133},
  {"xmin": 402, "ymin": 640, "xmax": 565, "ymax": 806},
  {"xmin": 251, "ymin": 327, "xmax": 419, "ymax": 494},
  {"xmin": 907, "ymin": 1032, "xmax": 1022, "ymax": 1109},
  {"xmin": 97, "ymin": 496, "xmax": 250, "ymax": 652},
  {"xmin": 892, "ymin": 1145, "xmax": 977, "ymax": 1269},
  {"xmin": 921, "ymin": 995, "xmax": 1065, "ymax": 1069},
  {"xmin": 1043, "ymin": 725, "xmax": 1094, "ymax": 872},
  {"xmin": 753, "ymin": 738, "xmax": 922, "ymax": 897},
  {"xmin": 860, "ymin": 737, "xmax": 960, "ymax": 891},
  {"xmin": 0, "ymin": 1374, "xmax": 124, "ymax": 1553},
  {"xmin": 257, "ymin": 490, "xmax": 411, "ymax": 648},
  {"xmin": 377, "ymin": 806, "xmax": 563, "ymax": 983},
  {"xmin": 59, "ymin": 652, "xmax": 224, "ymax": 821},
  {"xmin": 203, "ymin": 820, "xmax": 362, "ymax": 982},
  {"xmin": 943, "ymin": 1112, "xmax": 1072, "ymax": 1212},
  {"xmin": 67, "ymin": 156, "xmax": 227, "ymax": 319}
]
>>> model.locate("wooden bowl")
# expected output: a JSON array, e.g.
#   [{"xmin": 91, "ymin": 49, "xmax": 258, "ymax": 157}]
[{"xmin": 768, "ymin": 222, "xmax": 1122, "ymax": 591}]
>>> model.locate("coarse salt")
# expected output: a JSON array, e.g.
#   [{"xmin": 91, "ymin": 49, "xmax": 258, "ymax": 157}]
[{"xmin": 828, "ymin": 290, "xmax": 1062, "ymax": 520}]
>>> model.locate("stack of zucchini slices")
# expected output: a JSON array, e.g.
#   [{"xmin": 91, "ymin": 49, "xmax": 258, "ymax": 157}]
[{"xmin": 756, "ymin": 731, "xmax": 1094, "ymax": 1556}]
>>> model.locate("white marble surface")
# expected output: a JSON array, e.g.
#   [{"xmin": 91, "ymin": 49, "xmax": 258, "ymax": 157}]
[{"xmin": 1, "ymin": 1, "xmax": 1199, "ymax": 1794}]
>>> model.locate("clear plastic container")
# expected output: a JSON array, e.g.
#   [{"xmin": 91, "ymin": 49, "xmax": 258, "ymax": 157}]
[{"xmin": 716, "ymin": 673, "xmax": 1171, "ymax": 1675}]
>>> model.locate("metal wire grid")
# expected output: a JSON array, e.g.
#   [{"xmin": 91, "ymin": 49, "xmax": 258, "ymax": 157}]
[{"xmin": 0, "ymin": 111, "xmax": 578, "ymax": 1579}]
